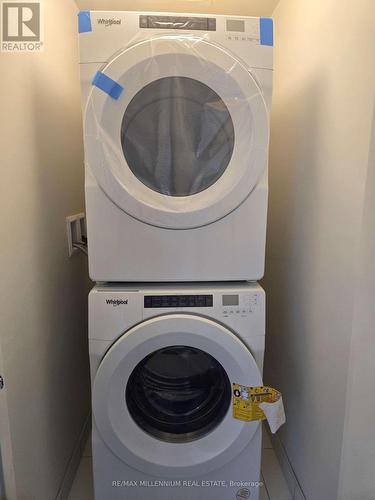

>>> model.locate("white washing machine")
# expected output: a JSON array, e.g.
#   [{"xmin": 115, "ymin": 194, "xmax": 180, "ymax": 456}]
[
  {"xmin": 89, "ymin": 282, "xmax": 266, "ymax": 500},
  {"xmin": 78, "ymin": 11, "xmax": 273, "ymax": 282}
]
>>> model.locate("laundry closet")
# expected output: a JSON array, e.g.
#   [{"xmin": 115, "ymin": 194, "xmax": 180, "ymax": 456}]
[{"xmin": 0, "ymin": 2, "xmax": 374, "ymax": 500}]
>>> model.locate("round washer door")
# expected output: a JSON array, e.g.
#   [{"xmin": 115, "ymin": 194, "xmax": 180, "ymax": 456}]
[
  {"xmin": 92, "ymin": 314, "xmax": 263, "ymax": 477},
  {"xmin": 85, "ymin": 35, "xmax": 269, "ymax": 229}
]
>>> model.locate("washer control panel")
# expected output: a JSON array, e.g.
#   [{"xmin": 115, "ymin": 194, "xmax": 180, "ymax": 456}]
[
  {"xmin": 140, "ymin": 289, "xmax": 263, "ymax": 323},
  {"xmin": 221, "ymin": 292, "xmax": 259, "ymax": 318}
]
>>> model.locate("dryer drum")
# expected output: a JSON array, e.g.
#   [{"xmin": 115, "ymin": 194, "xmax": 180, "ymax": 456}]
[
  {"xmin": 121, "ymin": 76, "xmax": 235, "ymax": 197},
  {"xmin": 125, "ymin": 346, "xmax": 232, "ymax": 443}
]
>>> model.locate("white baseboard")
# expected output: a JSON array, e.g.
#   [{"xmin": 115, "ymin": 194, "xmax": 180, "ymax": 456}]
[
  {"xmin": 268, "ymin": 429, "xmax": 307, "ymax": 500},
  {"xmin": 55, "ymin": 414, "xmax": 91, "ymax": 500}
]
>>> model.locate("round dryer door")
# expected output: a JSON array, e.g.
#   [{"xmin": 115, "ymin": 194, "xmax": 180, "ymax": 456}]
[
  {"xmin": 92, "ymin": 314, "xmax": 263, "ymax": 477},
  {"xmin": 85, "ymin": 35, "xmax": 269, "ymax": 229}
]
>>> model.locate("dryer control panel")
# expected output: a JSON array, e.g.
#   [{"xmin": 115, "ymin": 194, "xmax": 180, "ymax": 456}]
[{"xmin": 139, "ymin": 15, "xmax": 216, "ymax": 31}]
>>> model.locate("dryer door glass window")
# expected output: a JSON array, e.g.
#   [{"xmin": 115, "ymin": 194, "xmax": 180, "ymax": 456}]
[
  {"xmin": 121, "ymin": 76, "xmax": 235, "ymax": 197},
  {"xmin": 125, "ymin": 345, "xmax": 231, "ymax": 442}
]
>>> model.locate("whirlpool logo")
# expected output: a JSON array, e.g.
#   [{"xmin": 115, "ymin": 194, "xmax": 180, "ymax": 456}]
[
  {"xmin": 106, "ymin": 298, "xmax": 128, "ymax": 307},
  {"xmin": 97, "ymin": 17, "xmax": 121, "ymax": 27}
]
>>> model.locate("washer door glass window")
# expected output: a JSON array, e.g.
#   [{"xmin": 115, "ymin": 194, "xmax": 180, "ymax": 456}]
[
  {"xmin": 121, "ymin": 76, "xmax": 235, "ymax": 196},
  {"xmin": 126, "ymin": 345, "xmax": 231, "ymax": 442}
]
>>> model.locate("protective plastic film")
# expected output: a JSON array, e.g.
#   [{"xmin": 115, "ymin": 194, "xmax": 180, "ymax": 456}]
[
  {"xmin": 121, "ymin": 75, "xmax": 235, "ymax": 196},
  {"xmin": 85, "ymin": 33, "xmax": 269, "ymax": 228}
]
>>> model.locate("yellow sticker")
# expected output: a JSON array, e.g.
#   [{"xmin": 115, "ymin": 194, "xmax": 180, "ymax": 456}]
[{"xmin": 232, "ymin": 384, "xmax": 282, "ymax": 422}]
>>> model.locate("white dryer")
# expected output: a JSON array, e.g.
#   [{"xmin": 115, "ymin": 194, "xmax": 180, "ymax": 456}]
[
  {"xmin": 79, "ymin": 11, "xmax": 273, "ymax": 281},
  {"xmin": 89, "ymin": 282, "xmax": 266, "ymax": 500}
]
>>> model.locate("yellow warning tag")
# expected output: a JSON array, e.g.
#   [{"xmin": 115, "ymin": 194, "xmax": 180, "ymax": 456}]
[{"xmin": 232, "ymin": 384, "xmax": 282, "ymax": 422}]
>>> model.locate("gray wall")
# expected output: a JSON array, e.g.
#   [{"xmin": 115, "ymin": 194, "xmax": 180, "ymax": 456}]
[
  {"xmin": 263, "ymin": 1, "xmax": 375, "ymax": 499},
  {"xmin": 0, "ymin": 1, "xmax": 91, "ymax": 499},
  {"xmin": 0, "ymin": 461, "xmax": 4, "ymax": 500}
]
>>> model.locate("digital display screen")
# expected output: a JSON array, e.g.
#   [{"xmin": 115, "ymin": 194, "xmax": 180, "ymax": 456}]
[
  {"xmin": 222, "ymin": 295, "xmax": 239, "ymax": 306},
  {"xmin": 226, "ymin": 19, "xmax": 245, "ymax": 32},
  {"xmin": 144, "ymin": 295, "xmax": 213, "ymax": 308},
  {"xmin": 140, "ymin": 15, "xmax": 216, "ymax": 31}
]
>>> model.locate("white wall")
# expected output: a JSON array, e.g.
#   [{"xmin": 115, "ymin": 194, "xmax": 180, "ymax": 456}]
[
  {"xmin": 338, "ymin": 105, "xmax": 375, "ymax": 500},
  {"xmin": 264, "ymin": 1, "xmax": 375, "ymax": 499},
  {"xmin": 75, "ymin": 0, "xmax": 280, "ymax": 16},
  {"xmin": 0, "ymin": 1, "xmax": 90, "ymax": 499}
]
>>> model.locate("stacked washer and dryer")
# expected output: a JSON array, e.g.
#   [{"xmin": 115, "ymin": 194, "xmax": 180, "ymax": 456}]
[{"xmin": 78, "ymin": 11, "xmax": 273, "ymax": 500}]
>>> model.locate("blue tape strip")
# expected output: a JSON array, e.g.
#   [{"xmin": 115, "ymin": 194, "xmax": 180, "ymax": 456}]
[
  {"xmin": 260, "ymin": 17, "xmax": 274, "ymax": 46},
  {"xmin": 92, "ymin": 71, "xmax": 124, "ymax": 100},
  {"xmin": 78, "ymin": 11, "xmax": 92, "ymax": 33}
]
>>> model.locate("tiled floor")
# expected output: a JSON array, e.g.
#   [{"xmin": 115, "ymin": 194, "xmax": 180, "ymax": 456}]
[{"xmin": 69, "ymin": 427, "xmax": 292, "ymax": 500}]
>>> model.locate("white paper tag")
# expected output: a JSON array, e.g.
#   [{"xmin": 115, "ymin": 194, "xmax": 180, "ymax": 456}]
[{"xmin": 259, "ymin": 396, "xmax": 286, "ymax": 433}]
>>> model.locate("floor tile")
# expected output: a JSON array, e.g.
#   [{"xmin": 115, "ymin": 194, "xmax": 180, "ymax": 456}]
[
  {"xmin": 68, "ymin": 457, "xmax": 93, "ymax": 500},
  {"xmin": 261, "ymin": 448, "xmax": 293, "ymax": 500},
  {"xmin": 262, "ymin": 425, "xmax": 273, "ymax": 449},
  {"xmin": 270, "ymin": 435, "xmax": 297, "ymax": 495}
]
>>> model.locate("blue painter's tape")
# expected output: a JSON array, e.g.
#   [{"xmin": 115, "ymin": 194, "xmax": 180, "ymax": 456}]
[
  {"xmin": 92, "ymin": 71, "xmax": 124, "ymax": 100},
  {"xmin": 78, "ymin": 11, "xmax": 92, "ymax": 33},
  {"xmin": 260, "ymin": 17, "xmax": 274, "ymax": 46}
]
